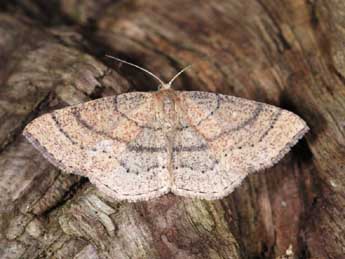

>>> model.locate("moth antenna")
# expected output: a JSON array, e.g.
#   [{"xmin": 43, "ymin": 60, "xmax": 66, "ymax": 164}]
[
  {"xmin": 105, "ymin": 55, "xmax": 166, "ymax": 86},
  {"xmin": 167, "ymin": 64, "xmax": 193, "ymax": 87}
]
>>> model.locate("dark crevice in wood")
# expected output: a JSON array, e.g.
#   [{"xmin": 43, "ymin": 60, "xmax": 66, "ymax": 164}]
[
  {"xmin": 330, "ymin": 64, "xmax": 345, "ymax": 86},
  {"xmin": 308, "ymin": 0, "xmax": 320, "ymax": 28},
  {"xmin": 41, "ymin": 177, "xmax": 89, "ymax": 217},
  {"xmin": 0, "ymin": 0, "xmax": 73, "ymax": 26},
  {"xmin": 26, "ymin": 170, "xmax": 63, "ymax": 214},
  {"xmin": 279, "ymin": 88, "xmax": 325, "ymax": 144},
  {"xmin": 0, "ymin": 91, "xmax": 53, "ymax": 155}
]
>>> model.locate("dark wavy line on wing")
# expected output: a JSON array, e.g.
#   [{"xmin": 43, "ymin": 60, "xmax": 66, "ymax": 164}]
[
  {"xmin": 127, "ymin": 144, "xmax": 167, "ymax": 153},
  {"xmin": 172, "ymin": 144, "xmax": 208, "ymax": 152},
  {"xmin": 257, "ymin": 109, "xmax": 283, "ymax": 142},
  {"xmin": 207, "ymin": 103, "xmax": 263, "ymax": 141},
  {"xmin": 51, "ymin": 113, "xmax": 77, "ymax": 145},
  {"xmin": 195, "ymin": 94, "xmax": 221, "ymax": 126},
  {"xmin": 119, "ymin": 159, "xmax": 161, "ymax": 175},
  {"xmin": 71, "ymin": 108, "xmax": 128, "ymax": 143}
]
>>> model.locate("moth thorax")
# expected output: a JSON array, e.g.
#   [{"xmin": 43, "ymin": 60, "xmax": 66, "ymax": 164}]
[{"xmin": 161, "ymin": 96, "xmax": 177, "ymax": 130}]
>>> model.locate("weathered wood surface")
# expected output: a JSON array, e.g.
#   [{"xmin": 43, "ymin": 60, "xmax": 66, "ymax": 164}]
[{"xmin": 0, "ymin": 1, "xmax": 344, "ymax": 258}]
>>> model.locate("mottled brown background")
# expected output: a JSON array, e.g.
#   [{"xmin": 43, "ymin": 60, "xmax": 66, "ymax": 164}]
[{"xmin": 0, "ymin": 1, "xmax": 344, "ymax": 258}]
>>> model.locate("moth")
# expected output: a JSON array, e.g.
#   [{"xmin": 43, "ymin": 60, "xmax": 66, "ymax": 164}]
[{"xmin": 23, "ymin": 56, "xmax": 309, "ymax": 202}]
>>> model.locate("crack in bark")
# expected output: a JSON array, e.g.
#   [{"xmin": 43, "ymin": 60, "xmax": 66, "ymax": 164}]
[
  {"xmin": 41, "ymin": 177, "xmax": 89, "ymax": 217},
  {"xmin": 330, "ymin": 64, "xmax": 345, "ymax": 86},
  {"xmin": 308, "ymin": 0, "xmax": 320, "ymax": 28},
  {"xmin": 0, "ymin": 90, "xmax": 53, "ymax": 155}
]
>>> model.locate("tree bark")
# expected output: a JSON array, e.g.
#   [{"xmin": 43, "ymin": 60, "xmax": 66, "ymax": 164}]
[{"xmin": 0, "ymin": 1, "xmax": 344, "ymax": 258}]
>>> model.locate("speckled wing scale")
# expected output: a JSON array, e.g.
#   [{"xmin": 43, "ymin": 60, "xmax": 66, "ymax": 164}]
[
  {"xmin": 172, "ymin": 91, "xmax": 308, "ymax": 199},
  {"xmin": 23, "ymin": 89, "xmax": 308, "ymax": 202},
  {"xmin": 24, "ymin": 92, "xmax": 171, "ymax": 201}
]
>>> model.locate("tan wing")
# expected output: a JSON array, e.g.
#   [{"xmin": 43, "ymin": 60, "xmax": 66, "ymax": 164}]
[
  {"xmin": 171, "ymin": 91, "xmax": 308, "ymax": 199},
  {"xmin": 23, "ymin": 92, "xmax": 170, "ymax": 201}
]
